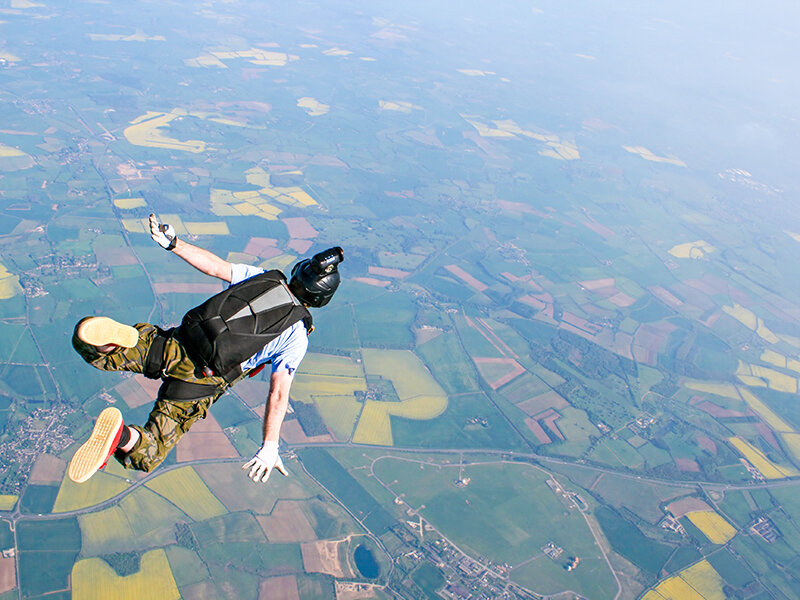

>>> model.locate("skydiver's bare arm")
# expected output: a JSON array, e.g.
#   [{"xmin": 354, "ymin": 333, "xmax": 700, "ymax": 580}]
[
  {"xmin": 150, "ymin": 214, "xmax": 232, "ymax": 281},
  {"xmin": 263, "ymin": 369, "xmax": 293, "ymax": 444},
  {"xmin": 171, "ymin": 238, "xmax": 232, "ymax": 282}
]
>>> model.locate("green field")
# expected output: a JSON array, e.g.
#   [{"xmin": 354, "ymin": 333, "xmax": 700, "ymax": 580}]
[
  {"xmin": 370, "ymin": 457, "xmax": 616, "ymax": 597},
  {"xmin": 299, "ymin": 448, "xmax": 396, "ymax": 535},
  {"xmin": 354, "ymin": 290, "xmax": 416, "ymax": 348},
  {"xmin": 588, "ymin": 474, "xmax": 688, "ymax": 524},
  {"xmin": 416, "ymin": 331, "xmax": 480, "ymax": 395},
  {"xmin": 20, "ymin": 484, "xmax": 59, "ymax": 514},
  {"xmin": 595, "ymin": 506, "xmax": 672, "ymax": 575},
  {"xmin": 17, "ymin": 518, "xmax": 81, "ymax": 598}
]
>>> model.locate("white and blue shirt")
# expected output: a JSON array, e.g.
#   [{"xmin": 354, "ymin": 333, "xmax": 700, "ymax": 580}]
[{"xmin": 230, "ymin": 263, "xmax": 309, "ymax": 376}]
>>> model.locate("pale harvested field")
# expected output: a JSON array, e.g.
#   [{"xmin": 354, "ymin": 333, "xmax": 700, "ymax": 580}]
[
  {"xmin": 259, "ymin": 575, "xmax": 300, "ymax": 600},
  {"xmin": 177, "ymin": 432, "xmax": 238, "ymax": 462},
  {"xmin": 244, "ymin": 237, "xmax": 279, "ymax": 258},
  {"xmin": 177, "ymin": 411, "xmax": 238, "ymax": 461},
  {"xmin": 444, "ymin": 264, "xmax": 488, "ymax": 292},
  {"xmin": 234, "ymin": 379, "xmax": 271, "ymax": 407},
  {"xmin": 282, "ymin": 216, "xmax": 317, "ymax": 238},
  {"xmin": 352, "ymin": 277, "xmax": 390, "ymax": 288},
  {"xmin": 474, "ymin": 357, "xmax": 525, "ymax": 389},
  {"xmin": 98, "ymin": 247, "xmax": 139, "ymax": 266},
  {"xmin": 288, "ymin": 238, "xmax": 312, "ymax": 254},
  {"xmin": 29, "ymin": 452, "xmax": 66, "ymax": 484},
  {"xmin": 115, "ymin": 376, "xmax": 161, "ymax": 409},
  {"xmin": 667, "ymin": 497, "xmax": 711, "ymax": 518},
  {"xmin": 336, "ymin": 582, "xmax": 386, "ymax": 600},
  {"xmin": 181, "ymin": 582, "xmax": 217, "ymax": 600},
  {"xmin": 257, "ymin": 501, "xmax": 317, "ymax": 542},
  {"xmin": 525, "ymin": 417, "xmax": 551, "ymax": 444},
  {"xmin": 280, "ymin": 419, "xmax": 333, "ymax": 444},
  {"xmin": 301, "ymin": 540, "xmax": 351, "ymax": 578},
  {"xmin": 0, "ymin": 556, "xmax": 16, "ymax": 595},
  {"xmin": 369, "ymin": 266, "xmax": 410, "ymax": 279},
  {"xmin": 517, "ymin": 391, "xmax": 568, "ymax": 416},
  {"xmin": 675, "ymin": 458, "xmax": 701, "ymax": 473}
]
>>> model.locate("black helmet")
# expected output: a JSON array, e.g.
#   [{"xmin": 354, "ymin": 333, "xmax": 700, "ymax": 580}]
[{"xmin": 289, "ymin": 246, "xmax": 344, "ymax": 307}]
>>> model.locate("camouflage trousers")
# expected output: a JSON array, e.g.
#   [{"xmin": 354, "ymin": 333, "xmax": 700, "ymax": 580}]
[{"xmin": 72, "ymin": 318, "xmax": 231, "ymax": 473}]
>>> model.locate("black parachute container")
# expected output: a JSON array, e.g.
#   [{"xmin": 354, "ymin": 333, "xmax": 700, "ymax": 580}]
[{"xmin": 176, "ymin": 270, "xmax": 312, "ymax": 383}]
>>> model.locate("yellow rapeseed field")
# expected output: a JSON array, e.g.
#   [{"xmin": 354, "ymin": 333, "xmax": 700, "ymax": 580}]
[
  {"xmin": 302, "ymin": 353, "xmax": 363, "ymax": 378},
  {"xmin": 623, "ymin": 145, "xmax": 687, "ymax": 167},
  {"xmin": 209, "ymin": 168, "xmax": 316, "ymax": 222},
  {"xmin": 760, "ymin": 349, "xmax": 800, "ymax": 373},
  {"xmin": 124, "ymin": 110, "xmax": 208, "ymax": 153},
  {"xmin": 186, "ymin": 48, "xmax": 298, "ymax": 68},
  {"xmin": 736, "ymin": 387, "xmax": 793, "ymax": 433},
  {"xmin": 315, "ymin": 395, "xmax": 362, "ymax": 440},
  {"xmin": 185, "ymin": 221, "xmax": 230, "ymax": 236},
  {"xmin": 291, "ymin": 373, "xmax": 367, "ymax": 404},
  {"xmin": 53, "ymin": 470, "xmax": 129, "ymax": 513},
  {"xmin": 722, "ymin": 304, "xmax": 780, "ymax": 343},
  {"xmin": 685, "ymin": 511, "xmax": 736, "ymax": 544},
  {"xmin": 297, "ymin": 97, "xmax": 329, "ymax": 116},
  {"xmin": 738, "ymin": 363, "xmax": 798, "ymax": 393},
  {"xmin": 460, "ymin": 115, "xmax": 579, "ymax": 160},
  {"xmin": 0, "ymin": 143, "xmax": 27, "ymax": 157},
  {"xmin": 362, "ymin": 349, "xmax": 446, "ymax": 400},
  {"xmin": 680, "ymin": 560, "xmax": 726, "ymax": 600},
  {"xmin": 781, "ymin": 433, "xmax": 800, "ymax": 460},
  {"xmin": 668, "ymin": 240, "xmax": 714, "ymax": 259},
  {"xmin": 388, "ymin": 395, "xmax": 448, "ymax": 420},
  {"xmin": 349, "ymin": 349, "xmax": 449, "ymax": 446},
  {"xmin": 643, "ymin": 560, "xmax": 724, "ymax": 600},
  {"xmin": 113, "ymin": 197, "xmax": 146, "ymax": 210},
  {"xmin": 145, "ymin": 466, "xmax": 226, "ymax": 521},
  {"xmin": 0, "ymin": 495, "xmax": 17, "ymax": 510},
  {"xmin": 72, "ymin": 549, "xmax": 180, "ymax": 600},
  {"xmin": 0, "ymin": 262, "xmax": 21, "ymax": 300},
  {"xmin": 379, "ymin": 100, "xmax": 421, "ymax": 113},
  {"xmin": 728, "ymin": 437, "xmax": 799, "ymax": 479},
  {"xmin": 684, "ymin": 380, "xmax": 739, "ymax": 399},
  {"xmin": 79, "ymin": 506, "xmax": 136, "ymax": 554},
  {"xmin": 352, "ymin": 401, "xmax": 393, "ymax": 446}
]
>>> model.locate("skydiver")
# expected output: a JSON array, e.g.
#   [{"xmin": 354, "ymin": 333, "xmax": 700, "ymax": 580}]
[{"xmin": 68, "ymin": 214, "xmax": 343, "ymax": 484}]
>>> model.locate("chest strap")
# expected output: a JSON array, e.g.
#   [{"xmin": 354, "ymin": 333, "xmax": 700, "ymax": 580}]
[{"xmin": 143, "ymin": 327, "xmax": 174, "ymax": 380}]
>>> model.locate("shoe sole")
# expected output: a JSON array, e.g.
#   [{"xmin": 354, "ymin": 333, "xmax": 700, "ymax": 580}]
[
  {"xmin": 68, "ymin": 407, "xmax": 124, "ymax": 483},
  {"xmin": 77, "ymin": 317, "xmax": 139, "ymax": 349}
]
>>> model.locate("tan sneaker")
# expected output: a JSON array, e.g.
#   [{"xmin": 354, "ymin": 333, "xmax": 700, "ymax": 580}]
[
  {"xmin": 76, "ymin": 317, "xmax": 139, "ymax": 349},
  {"xmin": 68, "ymin": 407, "xmax": 124, "ymax": 483}
]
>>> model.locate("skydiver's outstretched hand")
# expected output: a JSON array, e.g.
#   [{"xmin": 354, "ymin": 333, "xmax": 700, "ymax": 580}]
[
  {"xmin": 243, "ymin": 441, "xmax": 288, "ymax": 483},
  {"xmin": 149, "ymin": 214, "xmax": 177, "ymax": 251}
]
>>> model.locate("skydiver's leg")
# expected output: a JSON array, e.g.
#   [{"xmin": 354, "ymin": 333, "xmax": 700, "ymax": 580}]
[
  {"xmin": 118, "ymin": 385, "xmax": 226, "ymax": 472},
  {"xmin": 72, "ymin": 316, "xmax": 229, "ymax": 474},
  {"xmin": 72, "ymin": 317, "xmax": 158, "ymax": 374}
]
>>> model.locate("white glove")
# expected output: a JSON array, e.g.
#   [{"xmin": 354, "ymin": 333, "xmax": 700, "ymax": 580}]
[
  {"xmin": 149, "ymin": 214, "xmax": 177, "ymax": 251},
  {"xmin": 242, "ymin": 441, "xmax": 288, "ymax": 483}
]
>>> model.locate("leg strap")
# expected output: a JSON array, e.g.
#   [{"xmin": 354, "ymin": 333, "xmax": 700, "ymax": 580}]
[
  {"xmin": 143, "ymin": 327, "xmax": 174, "ymax": 380},
  {"xmin": 157, "ymin": 377, "xmax": 220, "ymax": 401}
]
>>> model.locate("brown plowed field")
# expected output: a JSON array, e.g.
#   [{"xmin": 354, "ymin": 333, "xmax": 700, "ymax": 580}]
[
  {"xmin": 256, "ymin": 501, "xmax": 317, "ymax": 542},
  {"xmin": 0, "ymin": 556, "xmax": 16, "ymax": 595},
  {"xmin": 259, "ymin": 575, "xmax": 300, "ymax": 600},
  {"xmin": 29, "ymin": 453, "xmax": 66, "ymax": 484}
]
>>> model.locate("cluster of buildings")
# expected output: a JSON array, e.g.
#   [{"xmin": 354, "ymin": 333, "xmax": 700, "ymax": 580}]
[
  {"xmin": 750, "ymin": 516, "xmax": 780, "ymax": 543},
  {"xmin": 0, "ymin": 407, "xmax": 73, "ymax": 494},
  {"xmin": 387, "ymin": 522, "xmax": 538, "ymax": 600}
]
